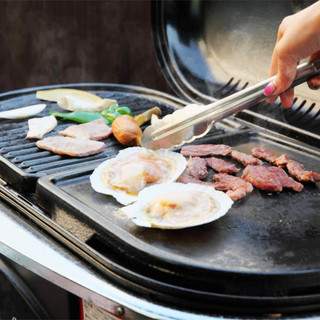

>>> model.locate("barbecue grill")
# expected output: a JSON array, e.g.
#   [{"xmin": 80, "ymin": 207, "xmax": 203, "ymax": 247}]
[{"xmin": 0, "ymin": 1, "xmax": 320, "ymax": 319}]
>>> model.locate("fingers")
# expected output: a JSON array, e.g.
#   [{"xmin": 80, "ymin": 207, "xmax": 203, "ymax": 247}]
[
  {"xmin": 308, "ymin": 75, "xmax": 320, "ymax": 90},
  {"xmin": 279, "ymin": 88, "xmax": 294, "ymax": 108}
]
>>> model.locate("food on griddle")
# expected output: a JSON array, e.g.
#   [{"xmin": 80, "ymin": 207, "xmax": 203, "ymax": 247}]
[
  {"xmin": 36, "ymin": 136, "xmax": 105, "ymax": 157},
  {"xmin": 112, "ymin": 115, "xmax": 142, "ymax": 146},
  {"xmin": 0, "ymin": 104, "xmax": 46, "ymax": 119},
  {"xmin": 286, "ymin": 160, "xmax": 320, "ymax": 182},
  {"xmin": 213, "ymin": 173, "xmax": 253, "ymax": 201},
  {"xmin": 112, "ymin": 107, "xmax": 162, "ymax": 146},
  {"xmin": 180, "ymin": 144, "xmax": 233, "ymax": 157},
  {"xmin": 252, "ymin": 147, "xmax": 289, "ymax": 167},
  {"xmin": 252, "ymin": 147, "xmax": 277, "ymax": 163},
  {"xmin": 187, "ymin": 156, "xmax": 208, "ymax": 179},
  {"xmin": 57, "ymin": 95, "xmax": 116, "ymax": 112},
  {"xmin": 242, "ymin": 165, "xmax": 282, "ymax": 192},
  {"xmin": 26, "ymin": 115, "xmax": 57, "ymax": 139},
  {"xmin": 120, "ymin": 182, "xmax": 233, "ymax": 229},
  {"xmin": 36, "ymin": 88, "xmax": 117, "ymax": 112},
  {"xmin": 206, "ymin": 156, "xmax": 240, "ymax": 174},
  {"xmin": 59, "ymin": 119, "xmax": 112, "ymax": 140},
  {"xmin": 51, "ymin": 105, "xmax": 132, "ymax": 124},
  {"xmin": 90, "ymin": 147, "xmax": 186, "ymax": 205},
  {"xmin": 36, "ymin": 88, "xmax": 103, "ymax": 102},
  {"xmin": 176, "ymin": 174, "xmax": 229, "ymax": 191},
  {"xmin": 231, "ymin": 150, "xmax": 263, "ymax": 166},
  {"xmin": 268, "ymin": 166, "xmax": 303, "ymax": 192},
  {"xmin": 274, "ymin": 154, "xmax": 289, "ymax": 167}
]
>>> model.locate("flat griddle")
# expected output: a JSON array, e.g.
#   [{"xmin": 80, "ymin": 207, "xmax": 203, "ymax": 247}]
[{"xmin": 36, "ymin": 128, "xmax": 320, "ymax": 314}]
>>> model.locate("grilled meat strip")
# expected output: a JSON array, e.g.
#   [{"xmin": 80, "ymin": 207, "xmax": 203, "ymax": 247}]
[
  {"xmin": 36, "ymin": 136, "xmax": 105, "ymax": 157},
  {"xmin": 176, "ymin": 174, "xmax": 229, "ymax": 191},
  {"xmin": 231, "ymin": 150, "xmax": 263, "ymax": 166},
  {"xmin": 206, "ymin": 156, "xmax": 239, "ymax": 174},
  {"xmin": 180, "ymin": 144, "xmax": 232, "ymax": 157},
  {"xmin": 187, "ymin": 156, "xmax": 208, "ymax": 179},
  {"xmin": 286, "ymin": 160, "xmax": 320, "ymax": 182},
  {"xmin": 59, "ymin": 119, "xmax": 112, "ymax": 140},
  {"xmin": 252, "ymin": 147, "xmax": 289, "ymax": 167},
  {"xmin": 213, "ymin": 173, "xmax": 253, "ymax": 201},
  {"xmin": 268, "ymin": 166, "xmax": 303, "ymax": 192},
  {"xmin": 242, "ymin": 165, "xmax": 282, "ymax": 192}
]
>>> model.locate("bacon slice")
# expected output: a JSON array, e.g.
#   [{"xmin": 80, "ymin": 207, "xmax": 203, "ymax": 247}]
[
  {"xmin": 59, "ymin": 119, "xmax": 112, "ymax": 140},
  {"xmin": 206, "ymin": 157, "xmax": 239, "ymax": 174},
  {"xmin": 268, "ymin": 166, "xmax": 303, "ymax": 192},
  {"xmin": 176, "ymin": 174, "xmax": 229, "ymax": 191},
  {"xmin": 36, "ymin": 136, "xmax": 105, "ymax": 157},
  {"xmin": 242, "ymin": 165, "xmax": 282, "ymax": 192},
  {"xmin": 231, "ymin": 150, "xmax": 263, "ymax": 166},
  {"xmin": 180, "ymin": 144, "xmax": 232, "ymax": 157},
  {"xmin": 252, "ymin": 147, "xmax": 289, "ymax": 167},
  {"xmin": 187, "ymin": 156, "xmax": 208, "ymax": 179},
  {"xmin": 286, "ymin": 160, "xmax": 320, "ymax": 182},
  {"xmin": 213, "ymin": 173, "xmax": 253, "ymax": 201}
]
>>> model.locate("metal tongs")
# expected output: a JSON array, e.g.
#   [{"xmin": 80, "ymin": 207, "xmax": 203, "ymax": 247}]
[{"xmin": 141, "ymin": 57, "xmax": 320, "ymax": 150}]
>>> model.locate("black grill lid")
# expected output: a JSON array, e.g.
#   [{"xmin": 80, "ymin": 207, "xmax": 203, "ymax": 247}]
[{"xmin": 151, "ymin": 0, "xmax": 320, "ymax": 135}]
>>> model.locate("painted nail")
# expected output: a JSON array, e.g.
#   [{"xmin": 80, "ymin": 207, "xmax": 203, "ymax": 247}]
[{"xmin": 263, "ymin": 82, "xmax": 275, "ymax": 96}]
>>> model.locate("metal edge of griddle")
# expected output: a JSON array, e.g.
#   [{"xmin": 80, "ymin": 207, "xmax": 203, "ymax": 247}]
[{"xmin": 3, "ymin": 180, "xmax": 320, "ymax": 316}]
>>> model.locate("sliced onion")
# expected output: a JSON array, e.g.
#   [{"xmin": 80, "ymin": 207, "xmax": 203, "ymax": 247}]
[{"xmin": 0, "ymin": 104, "xmax": 46, "ymax": 119}]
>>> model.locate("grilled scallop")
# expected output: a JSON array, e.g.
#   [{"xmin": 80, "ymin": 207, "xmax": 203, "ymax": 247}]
[
  {"xmin": 90, "ymin": 147, "xmax": 187, "ymax": 205},
  {"xmin": 121, "ymin": 182, "xmax": 233, "ymax": 229}
]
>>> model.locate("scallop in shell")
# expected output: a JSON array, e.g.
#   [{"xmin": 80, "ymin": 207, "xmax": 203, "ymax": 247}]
[
  {"xmin": 90, "ymin": 147, "xmax": 187, "ymax": 205},
  {"xmin": 121, "ymin": 182, "xmax": 234, "ymax": 229}
]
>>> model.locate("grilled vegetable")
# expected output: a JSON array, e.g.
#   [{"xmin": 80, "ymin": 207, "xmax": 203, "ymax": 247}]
[
  {"xmin": 50, "ymin": 111, "xmax": 106, "ymax": 123},
  {"xmin": 50, "ymin": 105, "xmax": 132, "ymax": 124},
  {"xmin": 112, "ymin": 107, "xmax": 161, "ymax": 146},
  {"xmin": 0, "ymin": 104, "xmax": 46, "ymax": 119},
  {"xmin": 36, "ymin": 88, "xmax": 102, "ymax": 103}
]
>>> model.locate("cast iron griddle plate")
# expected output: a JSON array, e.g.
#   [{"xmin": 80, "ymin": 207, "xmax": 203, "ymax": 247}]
[
  {"xmin": 37, "ymin": 130, "xmax": 320, "ymax": 308},
  {"xmin": 0, "ymin": 83, "xmax": 194, "ymax": 193}
]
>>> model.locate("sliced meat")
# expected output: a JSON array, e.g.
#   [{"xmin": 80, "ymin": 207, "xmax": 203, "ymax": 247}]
[
  {"xmin": 242, "ymin": 165, "xmax": 282, "ymax": 192},
  {"xmin": 274, "ymin": 154, "xmax": 289, "ymax": 167},
  {"xmin": 213, "ymin": 173, "xmax": 253, "ymax": 201},
  {"xmin": 176, "ymin": 174, "xmax": 229, "ymax": 191},
  {"xmin": 286, "ymin": 160, "xmax": 320, "ymax": 182},
  {"xmin": 26, "ymin": 115, "xmax": 57, "ymax": 139},
  {"xmin": 231, "ymin": 150, "xmax": 263, "ymax": 166},
  {"xmin": 59, "ymin": 119, "xmax": 112, "ymax": 140},
  {"xmin": 180, "ymin": 144, "xmax": 232, "ymax": 157},
  {"xmin": 252, "ymin": 147, "xmax": 277, "ymax": 163},
  {"xmin": 206, "ymin": 156, "xmax": 239, "ymax": 174},
  {"xmin": 252, "ymin": 147, "xmax": 289, "ymax": 167},
  {"xmin": 36, "ymin": 136, "xmax": 105, "ymax": 157},
  {"xmin": 268, "ymin": 166, "xmax": 303, "ymax": 192},
  {"xmin": 187, "ymin": 156, "xmax": 208, "ymax": 179}
]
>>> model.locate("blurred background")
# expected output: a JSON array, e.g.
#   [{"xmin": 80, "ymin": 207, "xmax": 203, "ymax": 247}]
[{"xmin": 0, "ymin": 0, "xmax": 173, "ymax": 94}]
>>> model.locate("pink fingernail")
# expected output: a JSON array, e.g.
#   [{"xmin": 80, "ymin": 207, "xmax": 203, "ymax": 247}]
[{"xmin": 263, "ymin": 82, "xmax": 275, "ymax": 96}]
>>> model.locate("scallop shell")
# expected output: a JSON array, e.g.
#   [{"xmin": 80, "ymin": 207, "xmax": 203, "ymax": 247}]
[
  {"xmin": 90, "ymin": 147, "xmax": 187, "ymax": 205},
  {"xmin": 121, "ymin": 182, "xmax": 234, "ymax": 229}
]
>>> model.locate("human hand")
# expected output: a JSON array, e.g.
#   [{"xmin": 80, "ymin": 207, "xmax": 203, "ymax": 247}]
[{"xmin": 264, "ymin": 1, "xmax": 320, "ymax": 108}]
